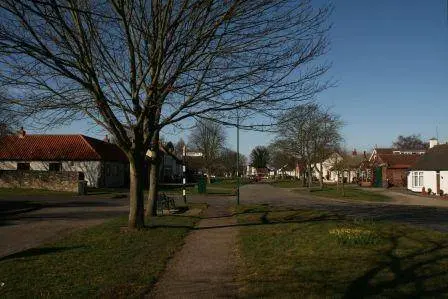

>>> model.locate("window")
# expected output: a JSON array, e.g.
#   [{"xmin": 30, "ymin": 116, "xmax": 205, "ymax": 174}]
[
  {"xmin": 49, "ymin": 163, "xmax": 62, "ymax": 171},
  {"xmin": 412, "ymin": 171, "xmax": 423, "ymax": 187},
  {"xmin": 17, "ymin": 163, "xmax": 30, "ymax": 170}
]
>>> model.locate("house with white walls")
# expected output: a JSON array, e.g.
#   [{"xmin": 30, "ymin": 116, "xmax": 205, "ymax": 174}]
[
  {"xmin": 0, "ymin": 130, "xmax": 129, "ymax": 188},
  {"xmin": 407, "ymin": 139, "xmax": 448, "ymax": 195}
]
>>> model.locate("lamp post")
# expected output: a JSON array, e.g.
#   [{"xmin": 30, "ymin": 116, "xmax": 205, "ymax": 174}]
[{"xmin": 236, "ymin": 109, "xmax": 240, "ymax": 205}]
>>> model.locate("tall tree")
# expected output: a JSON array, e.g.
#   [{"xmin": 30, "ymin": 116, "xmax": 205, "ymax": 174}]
[
  {"xmin": 0, "ymin": 0, "xmax": 331, "ymax": 228},
  {"xmin": 0, "ymin": 89, "xmax": 16, "ymax": 138},
  {"xmin": 276, "ymin": 104, "xmax": 342, "ymax": 188},
  {"xmin": 188, "ymin": 119, "xmax": 226, "ymax": 183},
  {"xmin": 393, "ymin": 135, "xmax": 428, "ymax": 150},
  {"xmin": 268, "ymin": 141, "xmax": 296, "ymax": 178},
  {"xmin": 218, "ymin": 148, "xmax": 246, "ymax": 178},
  {"xmin": 250, "ymin": 146, "xmax": 270, "ymax": 170}
]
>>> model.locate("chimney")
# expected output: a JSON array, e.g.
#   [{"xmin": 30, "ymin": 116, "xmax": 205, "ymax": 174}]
[
  {"xmin": 429, "ymin": 138, "xmax": 438, "ymax": 149},
  {"xmin": 18, "ymin": 127, "xmax": 26, "ymax": 138}
]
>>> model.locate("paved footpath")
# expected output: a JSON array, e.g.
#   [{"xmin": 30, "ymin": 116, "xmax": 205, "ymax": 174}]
[{"xmin": 149, "ymin": 196, "xmax": 240, "ymax": 298}]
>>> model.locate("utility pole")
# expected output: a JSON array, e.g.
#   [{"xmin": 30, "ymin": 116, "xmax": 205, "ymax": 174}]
[{"xmin": 236, "ymin": 109, "xmax": 240, "ymax": 205}]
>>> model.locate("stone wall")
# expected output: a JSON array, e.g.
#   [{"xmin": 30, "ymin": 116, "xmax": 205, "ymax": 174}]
[{"xmin": 0, "ymin": 170, "xmax": 80, "ymax": 192}]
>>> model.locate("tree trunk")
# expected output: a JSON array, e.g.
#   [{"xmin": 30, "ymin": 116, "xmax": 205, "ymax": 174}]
[
  {"xmin": 205, "ymin": 167, "xmax": 211, "ymax": 184},
  {"xmin": 129, "ymin": 153, "xmax": 145, "ymax": 229},
  {"xmin": 146, "ymin": 153, "xmax": 160, "ymax": 217},
  {"xmin": 307, "ymin": 162, "xmax": 312, "ymax": 189},
  {"xmin": 146, "ymin": 134, "xmax": 160, "ymax": 217},
  {"xmin": 318, "ymin": 162, "xmax": 324, "ymax": 190}
]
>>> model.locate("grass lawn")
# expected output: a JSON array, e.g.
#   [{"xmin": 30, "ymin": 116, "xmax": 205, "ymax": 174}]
[
  {"xmin": 235, "ymin": 205, "xmax": 448, "ymax": 298},
  {"xmin": 0, "ymin": 203, "xmax": 207, "ymax": 298},
  {"xmin": 296, "ymin": 185, "xmax": 392, "ymax": 202}
]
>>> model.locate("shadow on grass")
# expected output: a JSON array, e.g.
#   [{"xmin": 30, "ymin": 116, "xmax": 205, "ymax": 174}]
[
  {"xmin": 232, "ymin": 206, "xmax": 448, "ymax": 297},
  {"xmin": 343, "ymin": 234, "xmax": 448, "ymax": 298},
  {"xmin": 0, "ymin": 246, "xmax": 85, "ymax": 262}
]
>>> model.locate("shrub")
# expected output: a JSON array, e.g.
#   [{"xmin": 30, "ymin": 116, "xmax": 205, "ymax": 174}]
[
  {"xmin": 440, "ymin": 189, "xmax": 444, "ymax": 196},
  {"xmin": 428, "ymin": 188, "xmax": 432, "ymax": 195}
]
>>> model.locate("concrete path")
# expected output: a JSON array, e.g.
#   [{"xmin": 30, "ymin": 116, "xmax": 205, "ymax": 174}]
[{"xmin": 149, "ymin": 196, "xmax": 239, "ymax": 299}]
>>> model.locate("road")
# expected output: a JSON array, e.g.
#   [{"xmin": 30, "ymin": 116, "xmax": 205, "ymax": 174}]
[
  {"xmin": 0, "ymin": 194, "xmax": 129, "ymax": 258},
  {"xmin": 237, "ymin": 184, "xmax": 448, "ymax": 232},
  {"xmin": 2, "ymin": 184, "xmax": 448, "ymax": 259}
]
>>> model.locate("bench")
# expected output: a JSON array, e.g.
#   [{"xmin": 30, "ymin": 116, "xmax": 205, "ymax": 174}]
[{"xmin": 157, "ymin": 192, "xmax": 176, "ymax": 215}]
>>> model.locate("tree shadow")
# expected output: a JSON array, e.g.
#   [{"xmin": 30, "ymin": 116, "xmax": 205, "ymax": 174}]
[
  {"xmin": 0, "ymin": 246, "xmax": 85, "ymax": 262},
  {"xmin": 343, "ymin": 232, "xmax": 448, "ymax": 298}
]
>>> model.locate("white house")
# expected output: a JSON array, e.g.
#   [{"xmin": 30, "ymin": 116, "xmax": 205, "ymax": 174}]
[
  {"xmin": 407, "ymin": 140, "xmax": 448, "ymax": 194},
  {"xmin": 0, "ymin": 130, "xmax": 129, "ymax": 188}
]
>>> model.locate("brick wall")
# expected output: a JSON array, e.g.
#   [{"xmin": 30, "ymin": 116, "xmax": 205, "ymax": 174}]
[{"xmin": 0, "ymin": 170, "xmax": 79, "ymax": 192}]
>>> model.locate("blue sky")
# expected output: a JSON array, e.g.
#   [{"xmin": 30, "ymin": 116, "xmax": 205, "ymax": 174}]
[{"xmin": 33, "ymin": 0, "xmax": 448, "ymax": 157}]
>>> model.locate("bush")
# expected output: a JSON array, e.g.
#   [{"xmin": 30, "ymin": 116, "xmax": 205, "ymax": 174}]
[
  {"xmin": 440, "ymin": 189, "xmax": 444, "ymax": 196},
  {"xmin": 428, "ymin": 188, "xmax": 432, "ymax": 195}
]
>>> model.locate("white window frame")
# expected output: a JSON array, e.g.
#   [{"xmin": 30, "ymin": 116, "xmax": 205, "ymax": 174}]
[{"xmin": 412, "ymin": 171, "xmax": 424, "ymax": 188}]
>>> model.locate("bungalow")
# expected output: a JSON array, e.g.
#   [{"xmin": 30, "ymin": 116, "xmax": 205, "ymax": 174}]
[
  {"xmin": 408, "ymin": 142, "xmax": 448, "ymax": 195},
  {"xmin": 0, "ymin": 129, "xmax": 129, "ymax": 188},
  {"xmin": 369, "ymin": 148, "xmax": 425, "ymax": 187}
]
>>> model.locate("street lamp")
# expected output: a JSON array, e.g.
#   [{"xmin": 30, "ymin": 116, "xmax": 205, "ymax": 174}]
[{"xmin": 236, "ymin": 109, "xmax": 240, "ymax": 205}]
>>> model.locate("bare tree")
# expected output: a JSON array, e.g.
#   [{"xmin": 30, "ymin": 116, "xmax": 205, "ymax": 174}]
[
  {"xmin": 250, "ymin": 146, "xmax": 270, "ymax": 170},
  {"xmin": 393, "ymin": 134, "xmax": 428, "ymax": 150},
  {"xmin": 188, "ymin": 119, "xmax": 226, "ymax": 183},
  {"xmin": 0, "ymin": 0, "xmax": 331, "ymax": 228},
  {"xmin": 276, "ymin": 104, "xmax": 342, "ymax": 189},
  {"xmin": 0, "ymin": 89, "xmax": 17, "ymax": 138},
  {"xmin": 218, "ymin": 148, "xmax": 246, "ymax": 178},
  {"xmin": 268, "ymin": 141, "xmax": 296, "ymax": 178}
]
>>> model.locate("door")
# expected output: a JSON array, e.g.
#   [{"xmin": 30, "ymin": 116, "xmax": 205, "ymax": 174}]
[{"xmin": 374, "ymin": 167, "xmax": 382, "ymax": 187}]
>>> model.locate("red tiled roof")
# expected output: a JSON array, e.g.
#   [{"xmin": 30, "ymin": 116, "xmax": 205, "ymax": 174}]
[
  {"xmin": 378, "ymin": 154, "xmax": 421, "ymax": 169},
  {"xmin": 0, "ymin": 134, "xmax": 128, "ymax": 162}
]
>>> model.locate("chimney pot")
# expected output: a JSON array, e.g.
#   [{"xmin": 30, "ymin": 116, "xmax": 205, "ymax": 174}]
[
  {"xmin": 429, "ymin": 138, "xmax": 438, "ymax": 149},
  {"xmin": 18, "ymin": 127, "xmax": 26, "ymax": 138}
]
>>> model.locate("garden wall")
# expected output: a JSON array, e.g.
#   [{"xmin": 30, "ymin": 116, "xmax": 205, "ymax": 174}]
[{"xmin": 0, "ymin": 170, "xmax": 80, "ymax": 192}]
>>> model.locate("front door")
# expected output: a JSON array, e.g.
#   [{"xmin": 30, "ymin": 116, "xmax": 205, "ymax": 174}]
[{"xmin": 374, "ymin": 167, "xmax": 382, "ymax": 187}]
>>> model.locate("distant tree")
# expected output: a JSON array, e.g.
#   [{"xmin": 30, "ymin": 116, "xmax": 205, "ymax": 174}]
[
  {"xmin": 0, "ymin": 90, "xmax": 17, "ymax": 138},
  {"xmin": 218, "ymin": 148, "xmax": 246, "ymax": 178},
  {"xmin": 268, "ymin": 141, "xmax": 296, "ymax": 177},
  {"xmin": 393, "ymin": 135, "xmax": 428, "ymax": 150},
  {"xmin": 250, "ymin": 146, "xmax": 270, "ymax": 170},
  {"xmin": 276, "ymin": 104, "xmax": 342, "ymax": 188},
  {"xmin": 188, "ymin": 120, "xmax": 226, "ymax": 183},
  {"xmin": 175, "ymin": 138, "xmax": 187, "ymax": 157}
]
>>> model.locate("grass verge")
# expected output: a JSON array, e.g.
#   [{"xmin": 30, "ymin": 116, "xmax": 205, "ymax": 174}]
[
  {"xmin": 236, "ymin": 204, "xmax": 448, "ymax": 298},
  {"xmin": 0, "ymin": 203, "xmax": 207, "ymax": 298},
  {"xmin": 296, "ymin": 185, "xmax": 392, "ymax": 202}
]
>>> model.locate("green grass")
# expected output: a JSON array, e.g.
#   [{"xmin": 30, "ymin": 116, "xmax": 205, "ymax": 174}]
[
  {"xmin": 296, "ymin": 185, "xmax": 392, "ymax": 202},
  {"xmin": 236, "ymin": 205, "xmax": 448, "ymax": 298},
  {"xmin": 0, "ymin": 188, "xmax": 75, "ymax": 197},
  {"xmin": 0, "ymin": 204, "xmax": 207, "ymax": 298}
]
